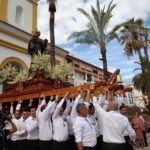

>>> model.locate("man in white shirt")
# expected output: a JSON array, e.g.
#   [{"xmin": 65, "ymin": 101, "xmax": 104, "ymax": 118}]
[
  {"xmin": 52, "ymin": 92, "xmax": 71, "ymax": 150},
  {"xmin": 93, "ymin": 96, "xmax": 135, "ymax": 150},
  {"xmin": 87, "ymin": 103, "xmax": 100, "ymax": 150},
  {"xmin": 73, "ymin": 103, "xmax": 97, "ymax": 150},
  {"xmin": 10, "ymin": 101, "xmax": 22, "ymax": 150},
  {"xmin": 37, "ymin": 96, "xmax": 58, "ymax": 150},
  {"xmin": 13, "ymin": 107, "xmax": 29, "ymax": 150},
  {"xmin": 119, "ymin": 105, "xmax": 134, "ymax": 150},
  {"xmin": 25, "ymin": 105, "xmax": 39, "ymax": 150}
]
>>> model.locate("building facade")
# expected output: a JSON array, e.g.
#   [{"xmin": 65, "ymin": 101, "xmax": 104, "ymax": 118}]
[{"xmin": 0, "ymin": 0, "xmax": 105, "ymax": 93}]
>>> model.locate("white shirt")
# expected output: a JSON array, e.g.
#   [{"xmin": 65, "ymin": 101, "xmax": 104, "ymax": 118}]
[
  {"xmin": 70, "ymin": 95, "xmax": 82, "ymax": 122},
  {"xmin": 52, "ymin": 99, "xmax": 70, "ymax": 142},
  {"xmin": 10, "ymin": 118, "xmax": 20, "ymax": 141},
  {"xmin": 87, "ymin": 114, "xmax": 100, "ymax": 137},
  {"xmin": 37, "ymin": 100, "xmax": 57, "ymax": 141},
  {"xmin": 14, "ymin": 117, "xmax": 27, "ymax": 140},
  {"xmin": 25, "ymin": 116, "xmax": 39, "ymax": 140},
  {"xmin": 66, "ymin": 115, "xmax": 74, "ymax": 135},
  {"xmin": 73, "ymin": 116, "xmax": 97, "ymax": 147},
  {"xmin": 93, "ymin": 97, "xmax": 135, "ymax": 143}
]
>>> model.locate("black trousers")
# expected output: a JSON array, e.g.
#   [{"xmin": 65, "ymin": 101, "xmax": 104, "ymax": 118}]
[
  {"xmin": 27, "ymin": 140, "xmax": 39, "ymax": 150},
  {"xmin": 103, "ymin": 142, "xmax": 127, "ymax": 150},
  {"xmin": 96, "ymin": 135, "xmax": 103, "ymax": 150},
  {"xmin": 39, "ymin": 140, "xmax": 52, "ymax": 150},
  {"xmin": 143, "ymin": 131, "xmax": 148, "ymax": 146},
  {"xmin": 68, "ymin": 135, "xmax": 77, "ymax": 150},
  {"xmin": 52, "ymin": 140, "xmax": 69, "ymax": 150},
  {"xmin": 10, "ymin": 140, "xmax": 18, "ymax": 150},
  {"xmin": 124, "ymin": 136, "xmax": 134, "ymax": 150},
  {"xmin": 83, "ymin": 146, "xmax": 96, "ymax": 150},
  {"xmin": 18, "ymin": 140, "xmax": 27, "ymax": 150}
]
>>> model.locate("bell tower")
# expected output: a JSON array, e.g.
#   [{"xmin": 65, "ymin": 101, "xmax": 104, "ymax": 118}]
[{"xmin": 0, "ymin": 0, "xmax": 38, "ymax": 34}]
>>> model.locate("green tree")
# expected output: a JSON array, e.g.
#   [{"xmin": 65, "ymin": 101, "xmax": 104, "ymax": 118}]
[
  {"xmin": 68, "ymin": 0, "xmax": 118, "ymax": 81},
  {"xmin": 48, "ymin": 0, "xmax": 57, "ymax": 68},
  {"xmin": 118, "ymin": 18, "xmax": 149, "ymax": 73},
  {"xmin": 133, "ymin": 57, "xmax": 150, "ymax": 108}
]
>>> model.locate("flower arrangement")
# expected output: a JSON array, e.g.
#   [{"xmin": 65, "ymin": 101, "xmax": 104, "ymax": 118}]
[
  {"xmin": 31, "ymin": 51, "xmax": 50, "ymax": 72},
  {"xmin": 1, "ymin": 64, "xmax": 18, "ymax": 82},
  {"xmin": 48, "ymin": 61, "xmax": 73, "ymax": 81}
]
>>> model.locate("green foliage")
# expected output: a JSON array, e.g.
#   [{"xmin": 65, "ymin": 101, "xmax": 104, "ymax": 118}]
[
  {"xmin": 68, "ymin": 0, "xmax": 117, "ymax": 46},
  {"xmin": 133, "ymin": 57, "xmax": 150, "ymax": 94},
  {"xmin": 7, "ymin": 71, "xmax": 34, "ymax": 85},
  {"xmin": 118, "ymin": 18, "xmax": 148, "ymax": 59},
  {"xmin": 51, "ymin": 61, "xmax": 73, "ymax": 81},
  {"xmin": 1, "ymin": 64, "xmax": 18, "ymax": 82},
  {"xmin": 1, "ymin": 64, "xmax": 34, "ymax": 84},
  {"xmin": 31, "ymin": 51, "xmax": 51, "ymax": 72}
]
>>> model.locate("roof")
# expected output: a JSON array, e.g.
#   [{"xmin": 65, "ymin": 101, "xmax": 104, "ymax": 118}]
[{"xmin": 67, "ymin": 54, "xmax": 103, "ymax": 71}]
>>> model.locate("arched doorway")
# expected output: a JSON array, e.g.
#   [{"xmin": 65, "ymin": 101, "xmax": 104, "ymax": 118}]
[{"xmin": 0, "ymin": 57, "xmax": 29, "ymax": 93}]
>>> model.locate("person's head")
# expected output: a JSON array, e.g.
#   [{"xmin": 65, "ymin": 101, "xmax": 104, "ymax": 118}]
[
  {"xmin": 22, "ymin": 108, "xmax": 29, "ymax": 120},
  {"xmin": 108, "ymin": 100, "xmax": 119, "ymax": 111},
  {"xmin": 76, "ymin": 103, "xmax": 88, "ymax": 117},
  {"xmin": 35, "ymin": 31, "xmax": 41, "ymax": 37},
  {"xmin": 29, "ymin": 106, "xmax": 36, "ymax": 118},
  {"xmin": 14, "ymin": 110, "xmax": 21, "ymax": 120},
  {"xmin": 88, "ymin": 103, "xmax": 95, "ymax": 115},
  {"xmin": 135, "ymin": 112, "xmax": 139, "ymax": 118},
  {"xmin": 119, "ymin": 105, "xmax": 127, "ymax": 115},
  {"xmin": 59, "ymin": 101, "xmax": 66, "ymax": 116}
]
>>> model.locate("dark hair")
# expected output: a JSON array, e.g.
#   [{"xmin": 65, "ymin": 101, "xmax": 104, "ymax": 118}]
[
  {"xmin": 29, "ymin": 105, "xmax": 36, "ymax": 111},
  {"xmin": 119, "ymin": 105, "xmax": 126, "ymax": 110},
  {"xmin": 89, "ymin": 103, "xmax": 94, "ymax": 109},
  {"xmin": 76, "ymin": 103, "xmax": 86, "ymax": 113},
  {"xmin": 22, "ymin": 107, "xmax": 29, "ymax": 112}
]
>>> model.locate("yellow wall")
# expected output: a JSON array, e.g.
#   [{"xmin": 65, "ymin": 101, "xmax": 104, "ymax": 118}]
[
  {"xmin": 27, "ymin": 0, "xmax": 38, "ymax": 33},
  {"xmin": 0, "ymin": 0, "xmax": 8, "ymax": 22}
]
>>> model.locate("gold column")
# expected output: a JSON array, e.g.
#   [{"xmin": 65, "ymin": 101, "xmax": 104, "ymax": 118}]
[
  {"xmin": 0, "ymin": 0, "xmax": 8, "ymax": 22},
  {"xmin": 32, "ymin": 2, "xmax": 37, "ymax": 33},
  {"xmin": 27, "ymin": 0, "xmax": 38, "ymax": 34}
]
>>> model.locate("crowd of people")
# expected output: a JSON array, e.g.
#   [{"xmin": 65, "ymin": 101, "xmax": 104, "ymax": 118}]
[{"xmin": 0, "ymin": 90, "xmax": 149, "ymax": 150}]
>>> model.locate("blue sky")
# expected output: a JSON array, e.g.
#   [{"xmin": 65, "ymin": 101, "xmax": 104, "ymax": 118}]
[{"xmin": 38, "ymin": 0, "xmax": 150, "ymax": 84}]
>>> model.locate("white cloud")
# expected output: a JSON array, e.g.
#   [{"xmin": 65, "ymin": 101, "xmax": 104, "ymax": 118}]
[
  {"xmin": 38, "ymin": 0, "xmax": 150, "ymax": 44},
  {"xmin": 37, "ymin": 0, "xmax": 150, "ymax": 82}
]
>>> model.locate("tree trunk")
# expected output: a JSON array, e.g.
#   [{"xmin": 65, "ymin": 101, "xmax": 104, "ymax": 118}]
[
  {"xmin": 49, "ymin": 3, "xmax": 56, "ymax": 68},
  {"xmin": 100, "ymin": 43, "xmax": 108, "ymax": 81},
  {"xmin": 137, "ymin": 50, "xmax": 144, "ymax": 74},
  {"xmin": 144, "ymin": 36, "xmax": 149, "ymax": 60}
]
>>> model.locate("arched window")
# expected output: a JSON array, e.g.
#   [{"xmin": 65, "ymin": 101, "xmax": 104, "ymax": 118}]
[{"xmin": 15, "ymin": 5, "xmax": 23, "ymax": 25}]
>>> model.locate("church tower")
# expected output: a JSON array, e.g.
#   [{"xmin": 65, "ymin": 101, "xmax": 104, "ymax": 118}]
[
  {"xmin": 0, "ymin": 0, "xmax": 38, "ymax": 33},
  {"xmin": 0, "ymin": 0, "xmax": 39, "ymax": 78},
  {"xmin": 0, "ymin": 0, "xmax": 39, "ymax": 93}
]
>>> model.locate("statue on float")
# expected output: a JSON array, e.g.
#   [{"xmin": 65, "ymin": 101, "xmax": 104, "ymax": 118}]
[{"xmin": 28, "ymin": 31, "xmax": 48, "ymax": 56}]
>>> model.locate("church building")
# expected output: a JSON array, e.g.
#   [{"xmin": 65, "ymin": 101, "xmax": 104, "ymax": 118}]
[{"xmin": 0, "ymin": 0, "xmax": 105, "ymax": 93}]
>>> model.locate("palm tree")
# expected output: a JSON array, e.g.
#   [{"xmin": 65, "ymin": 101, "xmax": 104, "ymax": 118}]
[
  {"xmin": 68, "ymin": 0, "xmax": 118, "ymax": 81},
  {"xmin": 48, "ymin": 0, "xmax": 57, "ymax": 68},
  {"xmin": 118, "ymin": 18, "xmax": 149, "ymax": 73},
  {"xmin": 133, "ymin": 57, "xmax": 150, "ymax": 109}
]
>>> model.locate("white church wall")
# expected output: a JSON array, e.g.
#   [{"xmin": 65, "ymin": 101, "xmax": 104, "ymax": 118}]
[
  {"xmin": 7, "ymin": 0, "xmax": 32, "ymax": 33},
  {"xmin": 0, "ymin": 46, "xmax": 31, "ymax": 68},
  {"xmin": 0, "ymin": 32, "xmax": 28, "ymax": 49}
]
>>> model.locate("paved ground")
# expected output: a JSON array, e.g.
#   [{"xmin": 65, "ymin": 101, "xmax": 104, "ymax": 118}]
[{"xmin": 135, "ymin": 133, "xmax": 150, "ymax": 150}]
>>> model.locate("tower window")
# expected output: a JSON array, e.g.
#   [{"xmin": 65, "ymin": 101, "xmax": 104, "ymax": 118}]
[{"xmin": 15, "ymin": 6, "xmax": 23, "ymax": 25}]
